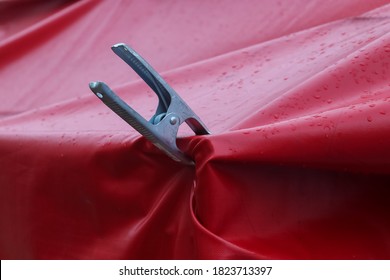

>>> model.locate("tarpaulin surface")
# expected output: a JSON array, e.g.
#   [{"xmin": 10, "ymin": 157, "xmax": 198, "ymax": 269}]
[{"xmin": 0, "ymin": 0, "xmax": 390, "ymax": 259}]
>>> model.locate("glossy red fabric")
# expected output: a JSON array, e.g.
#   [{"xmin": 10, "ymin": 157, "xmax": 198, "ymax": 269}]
[{"xmin": 1, "ymin": 0, "xmax": 390, "ymax": 259}]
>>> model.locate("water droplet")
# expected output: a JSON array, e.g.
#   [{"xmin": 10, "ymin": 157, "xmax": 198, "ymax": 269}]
[
  {"xmin": 327, "ymin": 99, "xmax": 333, "ymax": 104},
  {"xmin": 367, "ymin": 116, "xmax": 373, "ymax": 122}
]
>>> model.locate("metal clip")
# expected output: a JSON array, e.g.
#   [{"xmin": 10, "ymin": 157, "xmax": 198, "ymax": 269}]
[{"xmin": 89, "ymin": 43, "xmax": 210, "ymax": 165}]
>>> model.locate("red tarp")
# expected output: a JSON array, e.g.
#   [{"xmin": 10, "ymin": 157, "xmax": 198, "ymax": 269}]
[{"xmin": 1, "ymin": 0, "xmax": 390, "ymax": 259}]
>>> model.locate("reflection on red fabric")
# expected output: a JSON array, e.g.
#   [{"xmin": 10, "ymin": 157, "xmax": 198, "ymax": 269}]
[{"xmin": 0, "ymin": 0, "xmax": 390, "ymax": 259}]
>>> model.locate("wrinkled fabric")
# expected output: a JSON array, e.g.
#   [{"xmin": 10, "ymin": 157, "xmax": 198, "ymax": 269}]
[{"xmin": 0, "ymin": 0, "xmax": 390, "ymax": 259}]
